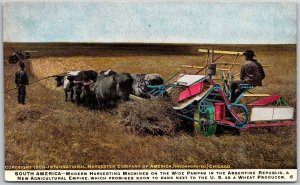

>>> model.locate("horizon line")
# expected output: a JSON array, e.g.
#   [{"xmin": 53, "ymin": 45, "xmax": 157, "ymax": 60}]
[{"xmin": 3, "ymin": 41, "xmax": 296, "ymax": 45}]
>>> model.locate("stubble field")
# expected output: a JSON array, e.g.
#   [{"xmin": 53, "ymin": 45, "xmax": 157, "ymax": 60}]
[{"xmin": 4, "ymin": 43, "xmax": 296, "ymax": 169}]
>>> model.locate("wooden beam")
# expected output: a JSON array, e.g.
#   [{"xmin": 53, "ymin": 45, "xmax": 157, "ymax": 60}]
[
  {"xmin": 216, "ymin": 62, "xmax": 270, "ymax": 67},
  {"xmin": 182, "ymin": 65, "xmax": 204, "ymax": 69},
  {"xmin": 199, "ymin": 49, "xmax": 244, "ymax": 55},
  {"xmin": 129, "ymin": 94, "xmax": 145, "ymax": 101},
  {"xmin": 182, "ymin": 65, "xmax": 230, "ymax": 71},
  {"xmin": 211, "ymin": 49, "xmax": 214, "ymax": 64}
]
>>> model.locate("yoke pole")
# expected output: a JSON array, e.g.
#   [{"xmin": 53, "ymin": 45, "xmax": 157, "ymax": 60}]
[{"xmin": 4, "ymin": 72, "xmax": 67, "ymax": 93}]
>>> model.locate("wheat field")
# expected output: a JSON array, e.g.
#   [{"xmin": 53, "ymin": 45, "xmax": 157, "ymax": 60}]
[{"xmin": 4, "ymin": 43, "xmax": 296, "ymax": 169}]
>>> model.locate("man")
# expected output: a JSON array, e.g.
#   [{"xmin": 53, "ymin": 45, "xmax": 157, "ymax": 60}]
[
  {"xmin": 15, "ymin": 62, "xmax": 29, "ymax": 104},
  {"xmin": 230, "ymin": 50, "xmax": 265, "ymax": 102}
]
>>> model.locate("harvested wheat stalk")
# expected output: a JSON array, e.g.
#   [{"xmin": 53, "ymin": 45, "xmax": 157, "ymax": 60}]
[{"xmin": 118, "ymin": 97, "xmax": 180, "ymax": 136}]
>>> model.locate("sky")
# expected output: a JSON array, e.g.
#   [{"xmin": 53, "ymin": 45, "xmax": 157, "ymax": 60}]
[{"xmin": 3, "ymin": 1, "xmax": 297, "ymax": 44}]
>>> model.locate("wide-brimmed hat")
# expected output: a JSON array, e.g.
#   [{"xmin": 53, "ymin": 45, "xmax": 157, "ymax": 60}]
[
  {"xmin": 20, "ymin": 62, "xmax": 25, "ymax": 68},
  {"xmin": 243, "ymin": 50, "xmax": 255, "ymax": 57}
]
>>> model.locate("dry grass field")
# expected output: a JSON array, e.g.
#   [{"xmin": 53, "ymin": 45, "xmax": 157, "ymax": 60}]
[{"xmin": 4, "ymin": 43, "xmax": 296, "ymax": 169}]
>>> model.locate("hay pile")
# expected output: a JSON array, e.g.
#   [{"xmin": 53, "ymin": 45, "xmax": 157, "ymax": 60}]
[{"xmin": 118, "ymin": 97, "xmax": 181, "ymax": 136}]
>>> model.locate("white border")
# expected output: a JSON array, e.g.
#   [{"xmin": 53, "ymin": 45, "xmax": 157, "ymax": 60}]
[{"xmin": 1, "ymin": 0, "xmax": 299, "ymax": 185}]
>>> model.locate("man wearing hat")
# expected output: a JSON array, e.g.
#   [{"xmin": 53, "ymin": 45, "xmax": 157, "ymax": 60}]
[
  {"xmin": 230, "ymin": 50, "xmax": 265, "ymax": 102},
  {"xmin": 15, "ymin": 62, "xmax": 29, "ymax": 104}
]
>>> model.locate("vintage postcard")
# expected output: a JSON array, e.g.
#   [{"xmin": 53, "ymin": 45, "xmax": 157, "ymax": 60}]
[{"xmin": 3, "ymin": 1, "xmax": 297, "ymax": 182}]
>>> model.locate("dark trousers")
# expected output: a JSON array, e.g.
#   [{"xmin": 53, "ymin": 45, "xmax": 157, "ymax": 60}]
[
  {"xmin": 17, "ymin": 84, "xmax": 26, "ymax": 104},
  {"xmin": 230, "ymin": 80, "xmax": 246, "ymax": 103}
]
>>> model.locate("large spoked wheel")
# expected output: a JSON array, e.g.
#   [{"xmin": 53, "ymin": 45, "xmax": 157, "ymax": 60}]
[{"xmin": 194, "ymin": 102, "xmax": 217, "ymax": 136}]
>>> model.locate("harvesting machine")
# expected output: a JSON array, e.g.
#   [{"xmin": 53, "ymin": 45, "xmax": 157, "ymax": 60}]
[{"xmin": 144, "ymin": 49, "xmax": 295, "ymax": 136}]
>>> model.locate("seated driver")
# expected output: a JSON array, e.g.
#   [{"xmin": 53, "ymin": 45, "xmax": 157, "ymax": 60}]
[{"xmin": 230, "ymin": 50, "xmax": 265, "ymax": 102}]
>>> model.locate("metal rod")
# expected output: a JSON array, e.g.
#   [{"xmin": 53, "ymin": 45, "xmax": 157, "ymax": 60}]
[
  {"xmin": 164, "ymin": 71, "xmax": 181, "ymax": 85},
  {"xmin": 204, "ymin": 49, "xmax": 209, "ymax": 75},
  {"xmin": 230, "ymin": 53, "xmax": 240, "ymax": 72},
  {"xmin": 205, "ymin": 98, "xmax": 224, "ymax": 103},
  {"xmin": 208, "ymin": 93, "xmax": 222, "ymax": 96},
  {"xmin": 241, "ymin": 121, "xmax": 295, "ymax": 131},
  {"xmin": 212, "ymin": 54, "xmax": 224, "ymax": 63},
  {"xmin": 177, "ymin": 113, "xmax": 198, "ymax": 122}
]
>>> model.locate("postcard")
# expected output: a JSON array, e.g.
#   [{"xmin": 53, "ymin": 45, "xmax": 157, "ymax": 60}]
[{"xmin": 3, "ymin": 1, "xmax": 297, "ymax": 182}]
